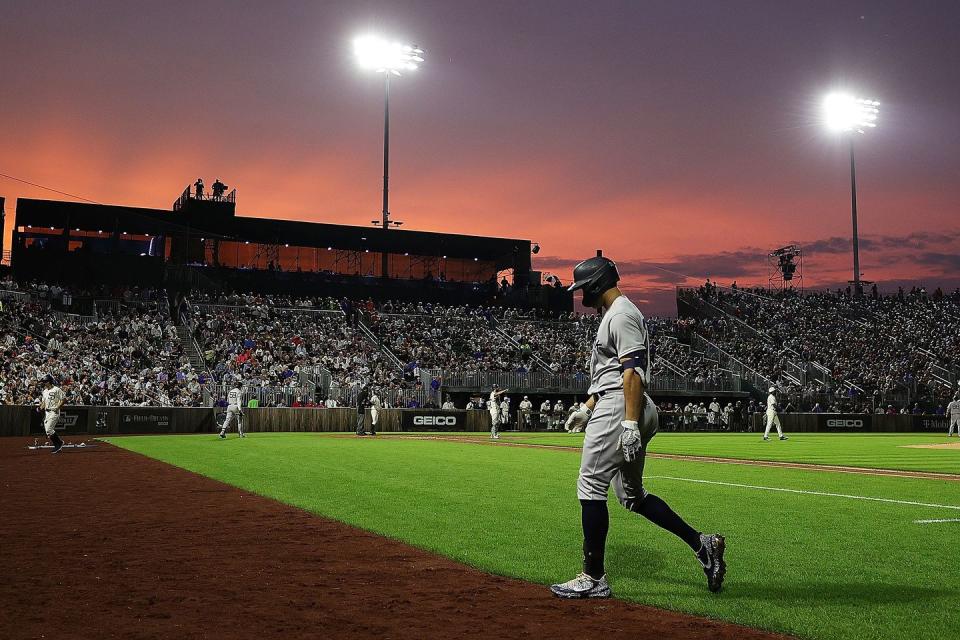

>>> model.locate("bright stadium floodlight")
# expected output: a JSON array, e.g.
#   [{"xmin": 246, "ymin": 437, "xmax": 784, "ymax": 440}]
[
  {"xmin": 352, "ymin": 33, "xmax": 425, "ymax": 279},
  {"xmin": 353, "ymin": 35, "xmax": 424, "ymax": 76},
  {"xmin": 822, "ymin": 91, "xmax": 880, "ymax": 296},
  {"xmin": 823, "ymin": 93, "xmax": 880, "ymax": 133}
]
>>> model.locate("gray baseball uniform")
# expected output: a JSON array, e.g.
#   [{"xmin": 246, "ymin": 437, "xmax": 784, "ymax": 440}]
[
  {"xmin": 578, "ymin": 295, "xmax": 657, "ymax": 503},
  {"xmin": 220, "ymin": 387, "xmax": 245, "ymax": 437},
  {"xmin": 948, "ymin": 400, "xmax": 960, "ymax": 436}
]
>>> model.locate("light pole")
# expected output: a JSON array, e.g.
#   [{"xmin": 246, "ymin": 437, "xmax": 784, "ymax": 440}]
[
  {"xmin": 823, "ymin": 92, "xmax": 879, "ymax": 296},
  {"xmin": 353, "ymin": 35, "xmax": 424, "ymax": 278}
]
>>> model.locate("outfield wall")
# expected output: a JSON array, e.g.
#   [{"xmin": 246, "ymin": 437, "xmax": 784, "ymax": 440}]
[
  {"xmin": 749, "ymin": 413, "xmax": 951, "ymax": 433},
  {"xmin": 0, "ymin": 407, "xmax": 950, "ymax": 436}
]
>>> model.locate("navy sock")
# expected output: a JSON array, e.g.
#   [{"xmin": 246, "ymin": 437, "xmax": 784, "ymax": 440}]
[
  {"xmin": 633, "ymin": 493, "xmax": 701, "ymax": 552},
  {"xmin": 580, "ymin": 499, "xmax": 609, "ymax": 579}
]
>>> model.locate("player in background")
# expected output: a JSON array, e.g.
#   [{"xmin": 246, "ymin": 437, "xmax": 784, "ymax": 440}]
[
  {"xmin": 489, "ymin": 385, "xmax": 506, "ymax": 439},
  {"xmin": 441, "ymin": 397, "xmax": 456, "ymax": 410},
  {"xmin": 565, "ymin": 402, "xmax": 585, "ymax": 433},
  {"xmin": 947, "ymin": 394, "xmax": 960, "ymax": 436},
  {"xmin": 39, "ymin": 375, "xmax": 65, "ymax": 454},
  {"xmin": 219, "ymin": 386, "xmax": 245, "ymax": 439},
  {"xmin": 553, "ymin": 399, "xmax": 565, "ymax": 431},
  {"xmin": 540, "ymin": 399, "xmax": 552, "ymax": 430},
  {"xmin": 519, "ymin": 396, "xmax": 533, "ymax": 429},
  {"xmin": 708, "ymin": 398, "xmax": 720, "ymax": 428},
  {"xmin": 369, "ymin": 389, "xmax": 381, "ymax": 436},
  {"xmin": 551, "ymin": 256, "xmax": 725, "ymax": 599},
  {"xmin": 500, "ymin": 396, "xmax": 511, "ymax": 429},
  {"xmin": 763, "ymin": 386, "xmax": 787, "ymax": 441}
]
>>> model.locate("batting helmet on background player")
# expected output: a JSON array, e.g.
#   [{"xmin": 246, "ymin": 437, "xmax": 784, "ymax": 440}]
[{"xmin": 567, "ymin": 257, "xmax": 620, "ymax": 307}]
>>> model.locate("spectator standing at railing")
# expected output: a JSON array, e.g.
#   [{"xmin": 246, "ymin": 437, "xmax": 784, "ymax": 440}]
[{"xmin": 194, "ymin": 178, "xmax": 204, "ymax": 199}]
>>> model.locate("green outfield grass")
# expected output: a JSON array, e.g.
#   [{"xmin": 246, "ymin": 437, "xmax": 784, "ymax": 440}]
[
  {"xmin": 489, "ymin": 432, "xmax": 960, "ymax": 474},
  {"xmin": 105, "ymin": 433, "xmax": 960, "ymax": 640}
]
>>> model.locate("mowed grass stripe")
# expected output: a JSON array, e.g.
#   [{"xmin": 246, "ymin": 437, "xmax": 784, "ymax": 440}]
[
  {"xmin": 496, "ymin": 432, "xmax": 960, "ymax": 474},
  {"xmin": 105, "ymin": 433, "xmax": 960, "ymax": 640}
]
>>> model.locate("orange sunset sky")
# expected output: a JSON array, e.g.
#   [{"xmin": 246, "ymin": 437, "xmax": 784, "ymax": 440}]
[{"xmin": 1, "ymin": 1, "xmax": 958, "ymax": 314}]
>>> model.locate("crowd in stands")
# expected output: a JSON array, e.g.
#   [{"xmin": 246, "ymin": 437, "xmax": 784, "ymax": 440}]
[
  {"xmin": 3, "ymin": 274, "xmax": 957, "ymax": 415},
  {"xmin": 0, "ymin": 295, "xmax": 202, "ymax": 407},
  {"xmin": 690, "ymin": 281, "xmax": 960, "ymax": 411}
]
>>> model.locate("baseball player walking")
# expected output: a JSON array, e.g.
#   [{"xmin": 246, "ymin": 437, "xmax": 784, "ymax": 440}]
[
  {"xmin": 947, "ymin": 395, "xmax": 960, "ymax": 436},
  {"xmin": 39, "ymin": 375, "xmax": 65, "ymax": 453},
  {"xmin": 489, "ymin": 385, "xmax": 506, "ymax": 439},
  {"xmin": 219, "ymin": 386, "xmax": 245, "ymax": 438},
  {"xmin": 551, "ymin": 256, "xmax": 726, "ymax": 599},
  {"xmin": 763, "ymin": 386, "xmax": 787, "ymax": 441},
  {"xmin": 369, "ymin": 389, "xmax": 381, "ymax": 436}
]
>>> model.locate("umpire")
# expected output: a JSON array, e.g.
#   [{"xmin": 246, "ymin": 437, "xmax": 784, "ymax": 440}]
[
  {"xmin": 550, "ymin": 256, "xmax": 726, "ymax": 599},
  {"xmin": 355, "ymin": 386, "xmax": 371, "ymax": 436}
]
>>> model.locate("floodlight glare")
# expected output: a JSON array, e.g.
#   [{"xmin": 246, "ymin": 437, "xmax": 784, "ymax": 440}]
[
  {"xmin": 353, "ymin": 35, "xmax": 424, "ymax": 75},
  {"xmin": 823, "ymin": 93, "xmax": 880, "ymax": 133}
]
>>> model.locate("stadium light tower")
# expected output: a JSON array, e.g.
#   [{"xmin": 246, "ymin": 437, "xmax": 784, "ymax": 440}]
[
  {"xmin": 353, "ymin": 35, "xmax": 424, "ymax": 278},
  {"xmin": 823, "ymin": 92, "xmax": 880, "ymax": 296}
]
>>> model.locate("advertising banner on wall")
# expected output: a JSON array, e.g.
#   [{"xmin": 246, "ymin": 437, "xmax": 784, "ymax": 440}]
[
  {"xmin": 400, "ymin": 411, "xmax": 467, "ymax": 431},
  {"xmin": 30, "ymin": 408, "xmax": 89, "ymax": 434},
  {"xmin": 817, "ymin": 414, "xmax": 872, "ymax": 431},
  {"xmin": 118, "ymin": 409, "xmax": 173, "ymax": 434},
  {"xmin": 912, "ymin": 415, "xmax": 950, "ymax": 432}
]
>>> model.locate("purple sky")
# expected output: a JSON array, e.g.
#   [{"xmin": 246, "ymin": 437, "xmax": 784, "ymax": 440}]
[{"xmin": 1, "ymin": 0, "xmax": 958, "ymax": 314}]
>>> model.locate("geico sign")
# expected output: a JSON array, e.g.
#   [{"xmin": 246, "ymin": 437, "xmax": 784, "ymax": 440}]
[
  {"xmin": 825, "ymin": 419, "xmax": 864, "ymax": 428},
  {"xmin": 413, "ymin": 416, "xmax": 458, "ymax": 426}
]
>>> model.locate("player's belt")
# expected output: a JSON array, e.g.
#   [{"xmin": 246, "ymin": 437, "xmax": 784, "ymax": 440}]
[{"xmin": 589, "ymin": 388, "xmax": 622, "ymax": 403}]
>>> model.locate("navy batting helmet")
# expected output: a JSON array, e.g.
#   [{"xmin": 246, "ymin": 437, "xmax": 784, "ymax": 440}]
[
  {"xmin": 568, "ymin": 256, "xmax": 620, "ymax": 307},
  {"xmin": 42, "ymin": 374, "xmax": 55, "ymax": 385}
]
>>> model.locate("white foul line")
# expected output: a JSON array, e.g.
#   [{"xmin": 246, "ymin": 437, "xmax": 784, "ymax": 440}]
[
  {"xmin": 646, "ymin": 475, "xmax": 960, "ymax": 512},
  {"xmin": 914, "ymin": 519, "xmax": 960, "ymax": 524}
]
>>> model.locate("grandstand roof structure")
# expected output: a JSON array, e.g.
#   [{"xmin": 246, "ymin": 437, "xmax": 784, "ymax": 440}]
[{"xmin": 12, "ymin": 196, "xmax": 568, "ymax": 310}]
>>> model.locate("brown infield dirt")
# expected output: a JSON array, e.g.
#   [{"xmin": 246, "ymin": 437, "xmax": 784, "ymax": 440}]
[{"xmin": 0, "ymin": 437, "xmax": 792, "ymax": 640}]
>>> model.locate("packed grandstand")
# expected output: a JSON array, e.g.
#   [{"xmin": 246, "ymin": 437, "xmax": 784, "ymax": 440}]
[{"xmin": 1, "ymin": 276, "xmax": 958, "ymax": 420}]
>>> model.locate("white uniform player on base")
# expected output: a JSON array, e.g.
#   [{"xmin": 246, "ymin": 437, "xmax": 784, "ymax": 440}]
[
  {"xmin": 219, "ymin": 386, "xmax": 245, "ymax": 439},
  {"xmin": 40, "ymin": 375, "xmax": 66, "ymax": 454},
  {"xmin": 763, "ymin": 386, "xmax": 787, "ymax": 441},
  {"xmin": 948, "ymin": 395, "xmax": 960, "ymax": 436},
  {"xmin": 489, "ymin": 385, "xmax": 507, "ymax": 439}
]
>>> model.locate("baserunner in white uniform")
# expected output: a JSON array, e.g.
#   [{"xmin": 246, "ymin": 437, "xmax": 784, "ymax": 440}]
[
  {"xmin": 550, "ymin": 256, "xmax": 726, "ymax": 599},
  {"xmin": 763, "ymin": 386, "xmax": 787, "ymax": 441},
  {"xmin": 219, "ymin": 386, "xmax": 245, "ymax": 439},
  {"xmin": 948, "ymin": 395, "xmax": 960, "ymax": 436},
  {"xmin": 39, "ymin": 375, "xmax": 66, "ymax": 454}
]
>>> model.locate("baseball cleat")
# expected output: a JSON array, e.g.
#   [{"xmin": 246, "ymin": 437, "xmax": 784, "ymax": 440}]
[
  {"xmin": 762, "ymin": 436, "xmax": 769, "ymax": 441},
  {"xmin": 698, "ymin": 534, "xmax": 726, "ymax": 593},
  {"xmin": 779, "ymin": 436, "xmax": 789, "ymax": 440},
  {"xmin": 52, "ymin": 442, "xmax": 64, "ymax": 454},
  {"xmin": 550, "ymin": 573, "xmax": 611, "ymax": 599},
  {"xmin": 218, "ymin": 433, "xmax": 226, "ymax": 439}
]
